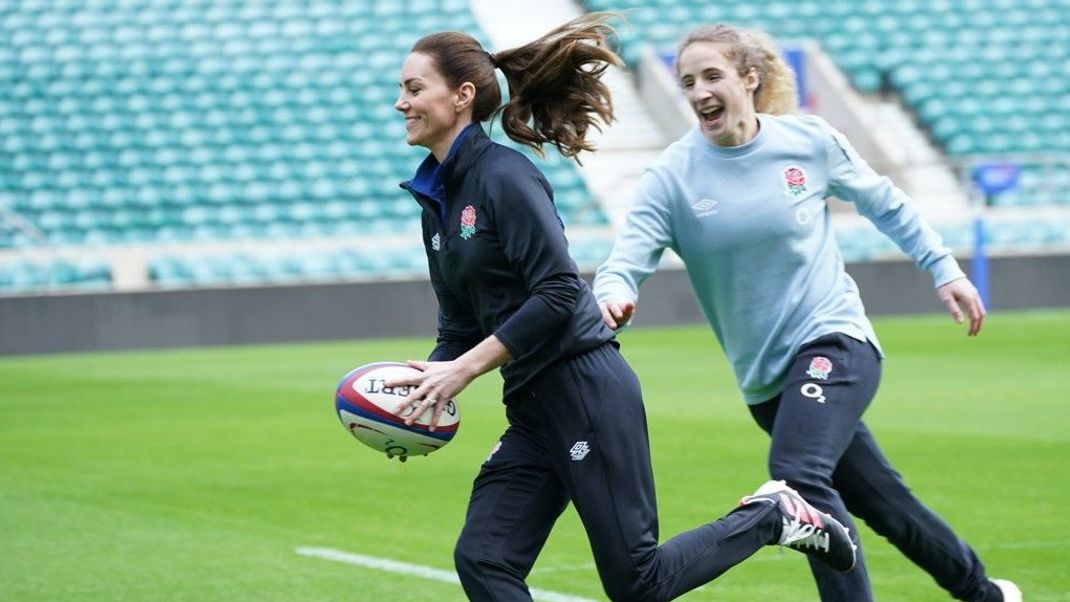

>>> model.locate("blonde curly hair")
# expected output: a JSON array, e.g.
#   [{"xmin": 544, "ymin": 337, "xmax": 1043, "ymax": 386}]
[{"xmin": 677, "ymin": 24, "xmax": 798, "ymax": 115}]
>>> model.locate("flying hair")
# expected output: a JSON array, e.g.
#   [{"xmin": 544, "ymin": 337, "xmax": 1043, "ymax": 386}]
[{"xmin": 410, "ymin": 13, "xmax": 624, "ymax": 162}]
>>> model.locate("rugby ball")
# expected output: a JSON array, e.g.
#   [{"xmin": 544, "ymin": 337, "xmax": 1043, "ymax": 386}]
[{"xmin": 335, "ymin": 362, "xmax": 460, "ymax": 458}]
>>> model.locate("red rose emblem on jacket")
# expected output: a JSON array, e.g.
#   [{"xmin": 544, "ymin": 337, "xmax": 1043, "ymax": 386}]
[
  {"xmin": 461, "ymin": 205, "xmax": 476, "ymax": 227},
  {"xmin": 460, "ymin": 205, "xmax": 477, "ymax": 239}
]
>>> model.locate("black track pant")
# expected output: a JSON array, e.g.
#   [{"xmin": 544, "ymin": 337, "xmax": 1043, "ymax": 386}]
[
  {"xmin": 455, "ymin": 342, "xmax": 779, "ymax": 602},
  {"xmin": 749, "ymin": 333, "xmax": 999, "ymax": 602}
]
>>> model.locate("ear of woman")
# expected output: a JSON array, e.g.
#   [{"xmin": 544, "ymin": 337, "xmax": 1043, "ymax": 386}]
[{"xmin": 455, "ymin": 82, "xmax": 475, "ymax": 114}]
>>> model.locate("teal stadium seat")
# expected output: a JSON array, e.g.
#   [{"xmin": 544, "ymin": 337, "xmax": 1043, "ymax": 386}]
[
  {"xmin": 144, "ymin": 231, "xmax": 618, "ymax": 287},
  {"xmin": 0, "ymin": 257, "xmax": 111, "ymax": 294},
  {"xmin": 582, "ymin": 0, "xmax": 1070, "ymax": 207},
  {"xmin": 0, "ymin": 0, "xmax": 607, "ymax": 267}
]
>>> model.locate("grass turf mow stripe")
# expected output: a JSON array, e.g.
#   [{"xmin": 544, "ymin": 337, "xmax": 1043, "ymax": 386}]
[
  {"xmin": 295, "ymin": 546, "xmax": 599, "ymax": 602},
  {"xmin": 1, "ymin": 311, "xmax": 1066, "ymax": 600}
]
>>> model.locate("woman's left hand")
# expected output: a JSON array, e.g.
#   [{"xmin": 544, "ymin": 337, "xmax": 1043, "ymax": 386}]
[
  {"xmin": 936, "ymin": 278, "xmax": 986, "ymax": 336},
  {"xmin": 387, "ymin": 360, "xmax": 475, "ymax": 430}
]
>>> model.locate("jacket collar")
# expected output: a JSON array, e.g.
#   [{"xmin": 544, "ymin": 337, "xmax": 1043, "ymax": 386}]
[
  {"xmin": 438, "ymin": 123, "xmax": 491, "ymax": 185},
  {"xmin": 401, "ymin": 124, "xmax": 492, "ymax": 224},
  {"xmin": 404, "ymin": 124, "xmax": 490, "ymax": 198}
]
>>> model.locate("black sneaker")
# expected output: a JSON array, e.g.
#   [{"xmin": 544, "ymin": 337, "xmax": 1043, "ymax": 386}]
[{"xmin": 740, "ymin": 480, "xmax": 857, "ymax": 572}]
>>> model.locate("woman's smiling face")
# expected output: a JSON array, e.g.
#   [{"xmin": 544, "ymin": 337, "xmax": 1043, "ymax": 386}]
[
  {"xmin": 395, "ymin": 51, "xmax": 470, "ymax": 161},
  {"xmin": 677, "ymin": 41, "xmax": 759, "ymax": 147}
]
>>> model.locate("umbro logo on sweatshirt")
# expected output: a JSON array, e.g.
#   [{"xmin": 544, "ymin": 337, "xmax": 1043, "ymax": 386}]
[{"xmin": 691, "ymin": 198, "xmax": 719, "ymax": 217}]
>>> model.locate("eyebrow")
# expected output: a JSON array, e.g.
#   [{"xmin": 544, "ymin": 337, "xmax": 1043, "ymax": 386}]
[
  {"xmin": 681, "ymin": 67, "xmax": 723, "ymax": 79},
  {"xmin": 400, "ymin": 77, "xmax": 423, "ymax": 87}
]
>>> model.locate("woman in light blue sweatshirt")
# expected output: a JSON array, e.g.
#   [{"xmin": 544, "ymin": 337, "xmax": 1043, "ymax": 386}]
[{"xmin": 593, "ymin": 24, "xmax": 1019, "ymax": 602}]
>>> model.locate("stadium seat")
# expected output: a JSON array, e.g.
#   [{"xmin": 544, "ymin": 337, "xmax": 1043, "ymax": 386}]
[
  {"xmin": 580, "ymin": 0, "xmax": 1069, "ymax": 207},
  {"xmin": 0, "ymin": 256, "xmax": 112, "ymax": 294},
  {"xmin": 0, "ymin": 0, "xmax": 607, "ymax": 267}
]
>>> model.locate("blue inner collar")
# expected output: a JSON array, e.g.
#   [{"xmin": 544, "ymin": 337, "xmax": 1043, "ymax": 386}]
[{"xmin": 408, "ymin": 123, "xmax": 481, "ymax": 222}]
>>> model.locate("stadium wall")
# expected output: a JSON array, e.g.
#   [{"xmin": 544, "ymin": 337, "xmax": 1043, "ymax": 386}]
[{"xmin": 1, "ymin": 255, "xmax": 1067, "ymax": 356}]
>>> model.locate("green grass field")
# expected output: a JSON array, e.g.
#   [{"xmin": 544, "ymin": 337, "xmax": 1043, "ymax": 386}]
[{"xmin": 2, "ymin": 310, "xmax": 1067, "ymax": 601}]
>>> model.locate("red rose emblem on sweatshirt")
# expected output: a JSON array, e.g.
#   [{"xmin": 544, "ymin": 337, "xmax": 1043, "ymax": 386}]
[{"xmin": 783, "ymin": 165, "xmax": 808, "ymax": 198}]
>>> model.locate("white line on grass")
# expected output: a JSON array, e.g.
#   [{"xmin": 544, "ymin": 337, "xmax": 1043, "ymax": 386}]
[
  {"xmin": 295, "ymin": 546, "xmax": 600, "ymax": 602},
  {"xmin": 299, "ymin": 538, "xmax": 1068, "ymax": 598}
]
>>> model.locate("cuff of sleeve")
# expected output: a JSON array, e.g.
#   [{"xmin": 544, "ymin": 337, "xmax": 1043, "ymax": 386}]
[
  {"xmin": 429, "ymin": 342, "xmax": 472, "ymax": 362},
  {"xmin": 930, "ymin": 256, "xmax": 967, "ymax": 288},
  {"xmin": 428, "ymin": 347, "xmax": 455, "ymax": 362},
  {"xmin": 491, "ymin": 329, "xmax": 521, "ymax": 363},
  {"xmin": 594, "ymin": 282, "xmax": 636, "ymax": 304}
]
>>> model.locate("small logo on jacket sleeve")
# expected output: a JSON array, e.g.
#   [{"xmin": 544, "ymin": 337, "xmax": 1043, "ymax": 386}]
[
  {"xmin": 430, "ymin": 232, "xmax": 441, "ymax": 251},
  {"xmin": 460, "ymin": 205, "xmax": 477, "ymax": 240}
]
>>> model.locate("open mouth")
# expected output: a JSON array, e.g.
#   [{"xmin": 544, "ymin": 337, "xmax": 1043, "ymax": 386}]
[
  {"xmin": 405, "ymin": 116, "xmax": 421, "ymax": 130},
  {"xmin": 699, "ymin": 106, "xmax": 725, "ymax": 126}
]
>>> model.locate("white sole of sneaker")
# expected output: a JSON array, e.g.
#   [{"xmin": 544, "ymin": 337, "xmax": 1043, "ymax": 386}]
[{"xmin": 990, "ymin": 578, "xmax": 1022, "ymax": 602}]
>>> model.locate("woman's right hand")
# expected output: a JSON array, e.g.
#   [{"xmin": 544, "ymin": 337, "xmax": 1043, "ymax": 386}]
[{"xmin": 598, "ymin": 299, "xmax": 636, "ymax": 330}]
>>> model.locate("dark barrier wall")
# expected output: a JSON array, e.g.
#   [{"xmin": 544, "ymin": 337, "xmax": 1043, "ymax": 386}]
[{"xmin": 2, "ymin": 254, "xmax": 1068, "ymax": 356}]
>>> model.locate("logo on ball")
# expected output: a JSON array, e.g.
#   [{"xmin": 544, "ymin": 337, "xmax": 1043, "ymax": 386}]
[{"xmin": 335, "ymin": 362, "xmax": 460, "ymax": 459}]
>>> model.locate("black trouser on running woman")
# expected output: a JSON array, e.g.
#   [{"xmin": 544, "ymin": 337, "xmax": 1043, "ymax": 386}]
[
  {"xmin": 454, "ymin": 342, "xmax": 780, "ymax": 602},
  {"xmin": 750, "ymin": 332, "xmax": 999, "ymax": 602}
]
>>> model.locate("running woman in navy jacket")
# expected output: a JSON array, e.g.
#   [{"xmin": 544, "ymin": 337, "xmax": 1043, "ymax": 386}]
[{"xmin": 386, "ymin": 14, "xmax": 854, "ymax": 601}]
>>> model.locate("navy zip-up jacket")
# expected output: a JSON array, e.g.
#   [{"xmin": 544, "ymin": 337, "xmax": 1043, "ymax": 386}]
[{"xmin": 400, "ymin": 125, "xmax": 614, "ymax": 403}]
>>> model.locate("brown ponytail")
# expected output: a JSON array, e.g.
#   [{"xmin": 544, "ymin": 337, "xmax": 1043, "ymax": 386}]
[
  {"xmin": 493, "ymin": 13, "xmax": 623, "ymax": 161},
  {"xmin": 410, "ymin": 13, "xmax": 623, "ymax": 162}
]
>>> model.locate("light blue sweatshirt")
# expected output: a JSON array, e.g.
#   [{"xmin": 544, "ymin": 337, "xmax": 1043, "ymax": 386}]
[{"xmin": 593, "ymin": 114, "xmax": 965, "ymax": 404}]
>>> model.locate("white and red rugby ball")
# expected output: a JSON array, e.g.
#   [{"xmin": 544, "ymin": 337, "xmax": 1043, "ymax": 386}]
[{"xmin": 335, "ymin": 362, "xmax": 460, "ymax": 458}]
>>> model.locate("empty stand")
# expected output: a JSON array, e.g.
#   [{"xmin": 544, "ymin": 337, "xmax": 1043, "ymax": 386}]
[
  {"xmin": 0, "ymin": 0, "xmax": 606, "ymax": 292},
  {"xmin": 584, "ymin": 0, "xmax": 1070, "ymax": 210}
]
